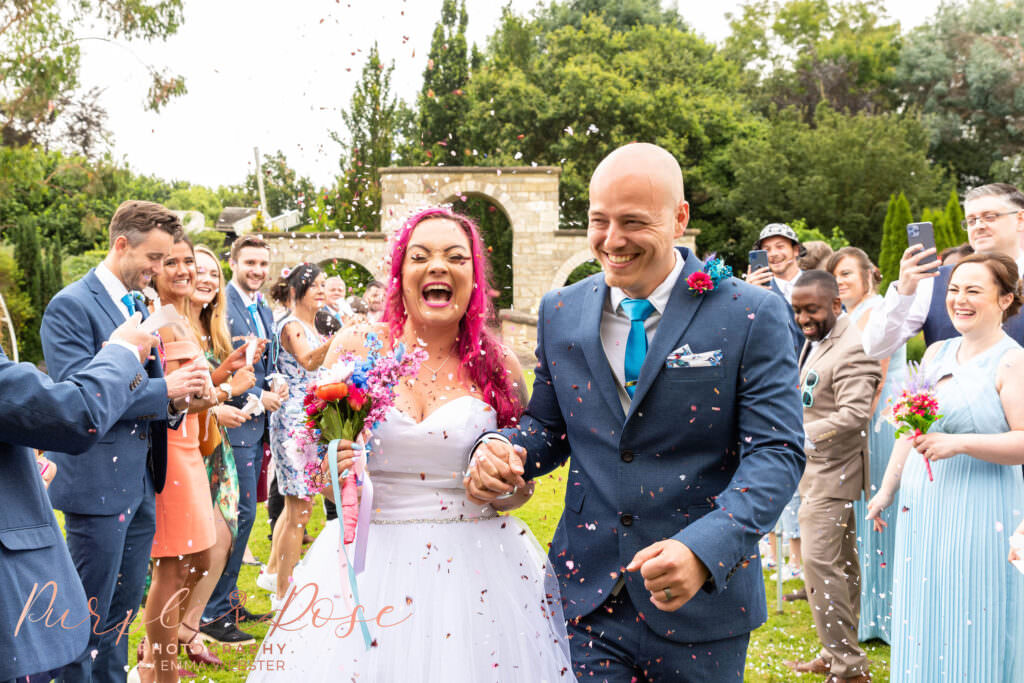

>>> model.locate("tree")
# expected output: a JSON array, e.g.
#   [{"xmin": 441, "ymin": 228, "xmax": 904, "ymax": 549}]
[
  {"xmin": 878, "ymin": 191, "xmax": 913, "ymax": 288},
  {"xmin": 724, "ymin": 0, "xmax": 901, "ymax": 123},
  {"xmin": 463, "ymin": 11, "xmax": 758, "ymax": 239},
  {"xmin": 331, "ymin": 44, "xmax": 406, "ymax": 232},
  {"xmin": 896, "ymin": 0, "xmax": 1024, "ymax": 187},
  {"xmin": 166, "ymin": 185, "xmax": 223, "ymax": 227},
  {"xmin": 536, "ymin": 0, "xmax": 687, "ymax": 33},
  {"xmin": 943, "ymin": 186, "xmax": 966, "ymax": 249},
  {"xmin": 716, "ymin": 105, "xmax": 946, "ymax": 264},
  {"xmin": 244, "ymin": 151, "xmax": 315, "ymax": 223},
  {"xmin": 417, "ymin": 0, "xmax": 470, "ymax": 165},
  {"xmin": 0, "ymin": 0, "xmax": 186, "ymax": 151}
]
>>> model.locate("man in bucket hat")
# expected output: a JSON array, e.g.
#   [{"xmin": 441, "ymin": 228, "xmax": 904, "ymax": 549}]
[{"xmin": 747, "ymin": 223, "xmax": 808, "ymax": 303}]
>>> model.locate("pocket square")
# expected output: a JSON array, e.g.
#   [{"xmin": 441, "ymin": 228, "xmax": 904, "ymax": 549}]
[{"xmin": 666, "ymin": 346, "xmax": 723, "ymax": 368}]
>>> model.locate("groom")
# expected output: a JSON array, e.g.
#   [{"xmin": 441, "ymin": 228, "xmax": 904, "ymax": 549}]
[{"xmin": 467, "ymin": 143, "xmax": 805, "ymax": 681}]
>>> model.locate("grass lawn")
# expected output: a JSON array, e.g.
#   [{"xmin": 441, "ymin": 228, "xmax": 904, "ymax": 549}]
[{"xmin": 55, "ymin": 367, "xmax": 890, "ymax": 681}]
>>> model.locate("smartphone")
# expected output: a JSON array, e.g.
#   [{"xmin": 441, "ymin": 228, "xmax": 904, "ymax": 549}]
[
  {"xmin": 748, "ymin": 249, "xmax": 770, "ymax": 272},
  {"xmin": 906, "ymin": 222, "xmax": 938, "ymax": 272}
]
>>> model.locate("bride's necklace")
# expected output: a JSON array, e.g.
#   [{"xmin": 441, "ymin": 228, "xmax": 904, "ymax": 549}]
[{"xmin": 422, "ymin": 349, "xmax": 453, "ymax": 382}]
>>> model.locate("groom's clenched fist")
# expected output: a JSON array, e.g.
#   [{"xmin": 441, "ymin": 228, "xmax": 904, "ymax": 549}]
[
  {"xmin": 464, "ymin": 438, "xmax": 526, "ymax": 505},
  {"xmin": 627, "ymin": 539, "xmax": 711, "ymax": 612}
]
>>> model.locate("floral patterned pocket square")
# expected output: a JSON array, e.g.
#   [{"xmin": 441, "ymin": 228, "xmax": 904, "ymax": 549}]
[{"xmin": 666, "ymin": 345, "xmax": 723, "ymax": 368}]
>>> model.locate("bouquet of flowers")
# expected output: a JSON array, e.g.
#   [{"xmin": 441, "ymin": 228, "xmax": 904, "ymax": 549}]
[
  {"xmin": 886, "ymin": 361, "xmax": 943, "ymax": 482},
  {"xmin": 300, "ymin": 333, "xmax": 425, "ymax": 541}
]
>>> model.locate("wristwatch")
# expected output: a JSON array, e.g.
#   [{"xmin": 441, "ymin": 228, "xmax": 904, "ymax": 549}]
[{"xmin": 219, "ymin": 382, "xmax": 233, "ymax": 400}]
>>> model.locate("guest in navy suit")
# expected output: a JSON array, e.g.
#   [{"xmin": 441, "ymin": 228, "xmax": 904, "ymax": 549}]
[
  {"xmin": 41, "ymin": 201, "xmax": 210, "ymax": 683},
  {"xmin": 467, "ymin": 143, "xmax": 805, "ymax": 681},
  {"xmin": 201, "ymin": 236, "xmax": 283, "ymax": 644},
  {"xmin": 0, "ymin": 320, "xmax": 157, "ymax": 683}
]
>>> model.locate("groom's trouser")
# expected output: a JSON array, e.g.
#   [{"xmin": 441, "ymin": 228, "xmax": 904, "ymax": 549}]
[
  {"xmin": 204, "ymin": 442, "xmax": 261, "ymax": 622},
  {"xmin": 799, "ymin": 495, "xmax": 868, "ymax": 679},
  {"xmin": 567, "ymin": 590, "xmax": 749, "ymax": 682},
  {"xmin": 57, "ymin": 477, "xmax": 155, "ymax": 683}
]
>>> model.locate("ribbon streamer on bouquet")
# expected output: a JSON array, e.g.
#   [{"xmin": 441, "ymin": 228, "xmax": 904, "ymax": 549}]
[
  {"xmin": 353, "ymin": 443, "xmax": 373, "ymax": 575},
  {"xmin": 329, "ymin": 438, "xmax": 372, "ymax": 650}
]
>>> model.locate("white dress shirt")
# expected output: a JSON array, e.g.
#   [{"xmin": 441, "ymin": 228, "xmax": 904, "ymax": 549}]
[
  {"xmin": 601, "ymin": 250, "xmax": 685, "ymax": 415},
  {"xmin": 863, "ymin": 254, "xmax": 1024, "ymax": 359},
  {"xmin": 773, "ymin": 269, "xmax": 803, "ymax": 304},
  {"xmin": 95, "ymin": 262, "xmax": 133, "ymax": 320}
]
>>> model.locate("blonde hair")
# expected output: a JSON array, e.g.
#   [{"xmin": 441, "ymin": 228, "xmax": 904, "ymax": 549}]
[{"xmin": 193, "ymin": 245, "xmax": 233, "ymax": 361}]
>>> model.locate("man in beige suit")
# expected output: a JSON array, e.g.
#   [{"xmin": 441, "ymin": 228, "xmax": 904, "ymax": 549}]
[{"xmin": 785, "ymin": 270, "xmax": 880, "ymax": 683}]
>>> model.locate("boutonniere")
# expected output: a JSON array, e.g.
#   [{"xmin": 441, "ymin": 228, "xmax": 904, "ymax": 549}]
[{"xmin": 687, "ymin": 255, "xmax": 732, "ymax": 295}]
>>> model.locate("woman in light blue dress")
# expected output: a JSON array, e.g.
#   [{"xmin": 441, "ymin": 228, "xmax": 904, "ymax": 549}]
[
  {"xmin": 830, "ymin": 247, "xmax": 906, "ymax": 643},
  {"xmin": 265, "ymin": 263, "xmax": 335, "ymax": 609},
  {"xmin": 867, "ymin": 253, "xmax": 1024, "ymax": 682}
]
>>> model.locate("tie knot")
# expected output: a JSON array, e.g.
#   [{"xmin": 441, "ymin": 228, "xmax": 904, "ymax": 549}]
[
  {"xmin": 620, "ymin": 298, "xmax": 655, "ymax": 322},
  {"xmin": 120, "ymin": 292, "xmax": 136, "ymax": 314},
  {"xmin": 247, "ymin": 303, "xmax": 258, "ymax": 313}
]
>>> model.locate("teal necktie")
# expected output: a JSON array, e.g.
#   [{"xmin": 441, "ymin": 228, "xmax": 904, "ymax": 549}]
[
  {"xmin": 247, "ymin": 302, "xmax": 266, "ymax": 338},
  {"xmin": 620, "ymin": 298, "xmax": 655, "ymax": 398},
  {"xmin": 120, "ymin": 292, "xmax": 136, "ymax": 315}
]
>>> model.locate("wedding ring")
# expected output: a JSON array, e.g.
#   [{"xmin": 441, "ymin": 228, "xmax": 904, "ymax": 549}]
[{"xmin": 663, "ymin": 587, "xmax": 673, "ymax": 601}]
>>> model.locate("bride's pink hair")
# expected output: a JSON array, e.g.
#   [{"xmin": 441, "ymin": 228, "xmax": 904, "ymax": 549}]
[{"xmin": 384, "ymin": 207, "xmax": 522, "ymax": 427}]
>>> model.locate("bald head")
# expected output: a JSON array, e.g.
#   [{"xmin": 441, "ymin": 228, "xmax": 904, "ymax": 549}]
[
  {"xmin": 586, "ymin": 143, "xmax": 690, "ymax": 299},
  {"xmin": 590, "ymin": 143, "xmax": 685, "ymax": 210}
]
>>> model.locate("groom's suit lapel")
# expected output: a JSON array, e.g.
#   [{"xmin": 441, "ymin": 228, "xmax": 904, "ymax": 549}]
[
  {"xmin": 84, "ymin": 269, "xmax": 125, "ymax": 332},
  {"xmin": 626, "ymin": 248, "xmax": 707, "ymax": 421},
  {"xmin": 580, "ymin": 278, "xmax": 627, "ymax": 423},
  {"xmin": 228, "ymin": 285, "xmax": 256, "ymax": 336}
]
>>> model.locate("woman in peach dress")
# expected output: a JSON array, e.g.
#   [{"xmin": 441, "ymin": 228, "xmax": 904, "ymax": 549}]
[{"xmin": 134, "ymin": 236, "xmax": 253, "ymax": 682}]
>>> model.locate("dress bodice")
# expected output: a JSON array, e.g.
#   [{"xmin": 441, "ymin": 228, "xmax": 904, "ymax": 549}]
[
  {"xmin": 367, "ymin": 395, "xmax": 498, "ymax": 522},
  {"xmin": 927, "ymin": 335, "xmax": 1017, "ymax": 437}
]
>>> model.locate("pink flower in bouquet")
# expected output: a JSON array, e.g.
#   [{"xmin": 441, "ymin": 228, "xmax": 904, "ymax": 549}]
[{"xmin": 886, "ymin": 361, "xmax": 943, "ymax": 481}]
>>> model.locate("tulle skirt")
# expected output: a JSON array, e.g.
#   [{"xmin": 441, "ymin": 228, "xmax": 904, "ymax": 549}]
[{"xmin": 247, "ymin": 516, "xmax": 572, "ymax": 682}]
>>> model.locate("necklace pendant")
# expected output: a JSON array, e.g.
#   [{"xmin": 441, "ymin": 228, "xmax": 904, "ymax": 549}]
[{"xmin": 431, "ymin": 373, "xmax": 437, "ymax": 382}]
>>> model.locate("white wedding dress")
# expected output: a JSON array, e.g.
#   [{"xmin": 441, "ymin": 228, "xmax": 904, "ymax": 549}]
[{"xmin": 247, "ymin": 396, "xmax": 572, "ymax": 681}]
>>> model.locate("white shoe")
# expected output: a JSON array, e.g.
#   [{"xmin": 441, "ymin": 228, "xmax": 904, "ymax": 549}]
[
  {"xmin": 270, "ymin": 593, "xmax": 285, "ymax": 612},
  {"xmin": 256, "ymin": 569, "xmax": 277, "ymax": 592},
  {"xmin": 770, "ymin": 564, "xmax": 802, "ymax": 581}
]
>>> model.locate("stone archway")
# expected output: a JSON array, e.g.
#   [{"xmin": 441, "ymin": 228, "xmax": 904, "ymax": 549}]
[{"xmin": 261, "ymin": 232, "xmax": 390, "ymax": 287}]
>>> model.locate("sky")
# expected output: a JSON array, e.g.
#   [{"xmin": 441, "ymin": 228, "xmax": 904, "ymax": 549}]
[{"xmin": 77, "ymin": 0, "xmax": 941, "ymax": 190}]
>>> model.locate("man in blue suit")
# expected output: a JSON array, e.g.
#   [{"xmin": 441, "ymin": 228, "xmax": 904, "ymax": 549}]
[
  {"xmin": 0, "ymin": 320, "xmax": 158, "ymax": 683},
  {"xmin": 467, "ymin": 143, "xmax": 805, "ymax": 681},
  {"xmin": 41, "ymin": 201, "xmax": 209, "ymax": 683},
  {"xmin": 201, "ymin": 235, "xmax": 282, "ymax": 644}
]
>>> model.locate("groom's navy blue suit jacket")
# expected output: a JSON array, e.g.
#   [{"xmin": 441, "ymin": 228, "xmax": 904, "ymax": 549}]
[{"xmin": 507, "ymin": 248, "xmax": 805, "ymax": 643}]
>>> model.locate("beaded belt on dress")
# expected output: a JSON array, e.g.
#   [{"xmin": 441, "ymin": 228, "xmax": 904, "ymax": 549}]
[{"xmin": 371, "ymin": 515, "xmax": 497, "ymax": 525}]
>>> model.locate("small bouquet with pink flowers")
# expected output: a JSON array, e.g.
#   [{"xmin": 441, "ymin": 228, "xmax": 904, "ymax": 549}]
[
  {"xmin": 886, "ymin": 361, "xmax": 943, "ymax": 482},
  {"xmin": 300, "ymin": 333, "xmax": 425, "ymax": 541}
]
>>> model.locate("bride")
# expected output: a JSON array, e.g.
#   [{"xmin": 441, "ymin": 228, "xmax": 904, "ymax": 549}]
[{"xmin": 247, "ymin": 207, "xmax": 571, "ymax": 681}]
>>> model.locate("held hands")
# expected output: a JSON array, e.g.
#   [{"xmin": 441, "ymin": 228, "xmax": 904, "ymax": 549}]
[
  {"xmin": 865, "ymin": 489, "xmax": 895, "ymax": 532},
  {"xmin": 463, "ymin": 440, "xmax": 526, "ymax": 505},
  {"xmin": 106, "ymin": 313, "xmax": 158, "ymax": 363},
  {"xmin": 913, "ymin": 432, "xmax": 961, "ymax": 462},
  {"xmin": 896, "ymin": 244, "xmax": 939, "ymax": 296},
  {"xmin": 745, "ymin": 266, "xmax": 773, "ymax": 290},
  {"xmin": 627, "ymin": 539, "xmax": 710, "ymax": 612}
]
